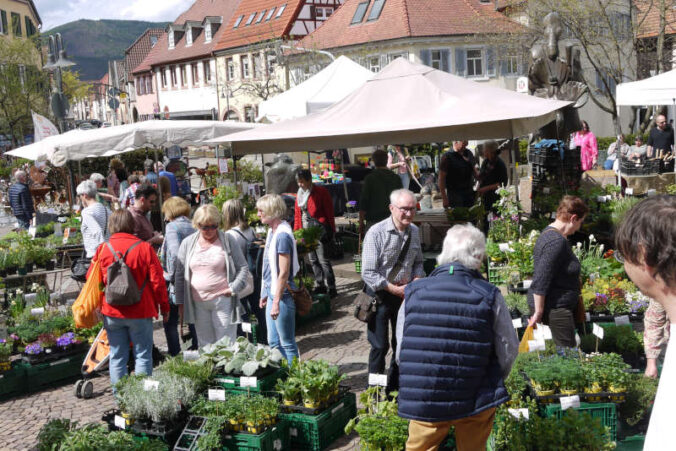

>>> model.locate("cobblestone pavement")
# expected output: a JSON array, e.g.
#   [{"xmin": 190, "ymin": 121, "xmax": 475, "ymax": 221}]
[{"xmin": 0, "ymin": 275, "xmax": 370, "ymax": 450}]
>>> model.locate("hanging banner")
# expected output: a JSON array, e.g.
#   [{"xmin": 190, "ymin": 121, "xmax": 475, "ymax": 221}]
[{"xmin": 32, "ymin": 112, "xmax": 59, "ymax": 142}]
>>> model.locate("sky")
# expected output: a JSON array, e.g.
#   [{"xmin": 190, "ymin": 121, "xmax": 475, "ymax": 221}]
[{"xmin": 35, "ymin": 0, "xmax": 195, "ymax": 30}]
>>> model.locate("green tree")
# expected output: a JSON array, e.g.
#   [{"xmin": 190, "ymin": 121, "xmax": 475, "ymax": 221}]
[
  {"xmin": 0, "ymin": 36, "xmax": 49, "ymax": 146},
  {"xmin": 61, "ymin": 70, "xmax": 91, "ymax": 104}
]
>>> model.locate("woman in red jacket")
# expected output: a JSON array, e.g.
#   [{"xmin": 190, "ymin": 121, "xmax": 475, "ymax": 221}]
[
  {"xmin": 87, "ymin": 209, "xmax": 169, "ymax": 387},
  {"xmin": 294, "ymin": 169, "xmax": 337, "ymax": 297}
]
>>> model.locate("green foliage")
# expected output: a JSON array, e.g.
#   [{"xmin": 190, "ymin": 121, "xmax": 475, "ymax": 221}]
[
  {"xmin": 197, "ymin": 336, "xmax": 283, "ymax": 376},
  {"xmin": 618, "ymin": 374, "xmax": 658, "ymax": 427},
  {"xmin": 611, "ymin": 196, "xmax": 641, "ymax": 227},
  {"xmin": 37, "ymin": 419, "xmax": 78, "ymax": 451},
  {"xmin": 9, "ymin": 309, "xmax": 73, "ymax": 343},
  {"xmin": 580, "ymin": 325, "xmax": 643, "ymax": 359},
  {"xmin": 504, "ymin": 293, "xmax": 529, "ymax": 316},
  {"xmin": 344, "ymin": 387, "xmax": 409, "ymax": 451},
  {"xmin": 38, "ymin": 420, "xmax": 167, "ymax": 451},
  {"xmin": 220, "ymin": 158, "xmax": 264, "ymax": 184},
  {"xmin": 278, "ymin": 358, "xmax": 345, "ymax": 405},
  {"xmin": 666, "ymin": 184, "xmax": 676, "ymax": 195},
  {"xmin": 155, "ymin": 356, "xmax": 214, "ymax": 392}
]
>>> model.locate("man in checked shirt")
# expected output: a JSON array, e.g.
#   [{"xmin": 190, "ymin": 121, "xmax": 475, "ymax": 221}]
[{"xmin": 361, "ymin": 189, "xmax": 425, "ymax": 392}]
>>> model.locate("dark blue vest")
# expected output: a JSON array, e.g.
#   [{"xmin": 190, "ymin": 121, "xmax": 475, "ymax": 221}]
[{"xmin": 398, "ymin": 263, "xmax": 509, "ymax": 422}]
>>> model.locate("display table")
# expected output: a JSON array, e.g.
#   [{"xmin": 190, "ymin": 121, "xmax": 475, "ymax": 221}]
[
  {"xmin": 623, "ymin": 172, "xmax": 676, "ymax": 195},
  {"xmin": 317, "ymin": 182, "xmax": 362, "ymax": 217},
  {"xmin": 413, "ymin": 210, "xmax": 452, "ymax": 248}
]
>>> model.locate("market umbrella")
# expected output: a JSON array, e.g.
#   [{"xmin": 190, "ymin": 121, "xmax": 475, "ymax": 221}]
[
  {"xmin": 616, "ymin": 69, "xmax": 676, "ymax": 106},
  {"xmin": 209, "ymin": 58, "xmax": 571, "ymax": 155}
]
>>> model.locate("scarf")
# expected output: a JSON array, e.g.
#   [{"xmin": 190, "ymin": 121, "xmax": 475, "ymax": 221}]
[{"xmin": 297, "ymin": 185, "xmax": 311, "ymax": 210}]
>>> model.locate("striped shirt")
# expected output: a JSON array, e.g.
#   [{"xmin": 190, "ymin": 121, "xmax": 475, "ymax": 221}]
[
  {"xmin": 361, "ymin": 216, "xmax": 425, "ymax": 292},
  {"xmin": 81, "ymin": 203, "xmax": 111, "ymax": 257}
]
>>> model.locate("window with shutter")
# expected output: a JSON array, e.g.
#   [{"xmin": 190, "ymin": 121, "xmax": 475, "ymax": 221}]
[
  {"xmin": 466, "ymin": 49, "xmax": 484, "ymax": 77},
  {"xmin": 420, "ymin": 49, "xmax": 431, "ymax": 67},
  {"xmin": 11, "ymin": 12, "xmax": 21, "ymax": 36},
  {"xmin": 441, "ymin": 50, "xmax": 450, "ymax": 72},
  {"xmin": 430, "ymin": 50, "xmax": 442, "ymax": 70},
  {"xmin": 0, "ymin": 11, "xmax": 7, "ymax": 35},
  {"xmin": 454, "ymin": 48, "xmax": 466, "ymax": 76}
]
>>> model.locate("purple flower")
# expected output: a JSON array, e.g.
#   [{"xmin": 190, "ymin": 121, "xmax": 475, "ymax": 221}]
[
  {"xmin": 9, "ymin": 334, "xmax": 19, "ymax": 341},
  {"xmin": 56, "ymin": 332, "xmax": 76, "ymax": 348},
  {"xmin": 25, "ymin": 343, "xmax": 43, "ymax": 355}
]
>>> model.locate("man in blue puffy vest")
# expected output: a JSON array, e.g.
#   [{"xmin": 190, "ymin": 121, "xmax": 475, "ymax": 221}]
[
  {"xmin": 8, "ymin": 170, "xmax": 34, "ymax": 230},
  {"xmin": 396, "ymin": 224, "xmax": 518, "ymax": 451}
]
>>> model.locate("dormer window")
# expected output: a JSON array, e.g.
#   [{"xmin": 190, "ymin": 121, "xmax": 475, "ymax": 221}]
[
  {"xmin": 186, "ymin": 26, "xmax": 193, "ymax": 46},
  {"xmin": 168, "ymin": 29, "xmax": 175, "ymax": 49},
  {"xmin": 205, "ymin": 22, "xmax": 212, "ymax": 42}
]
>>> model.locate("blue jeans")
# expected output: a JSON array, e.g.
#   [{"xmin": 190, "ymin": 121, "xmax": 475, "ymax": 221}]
[
  {"xmin": 604, "ymin": 158, "xmax": 615, "ymax": 170},
  {"xmin": 163, "ymin": 303, "xmax": 198, "ymax": 356},
  {"xmin": 399, "ymin": 172, "xmax": 410, "ymax": 190},
  {"xmin": 104, "ymin": 316, "xmax": 154, "ymax": 387},
  {"xmin": 265, "ymin": 289, "xmax": 299, "ymax": 362}
]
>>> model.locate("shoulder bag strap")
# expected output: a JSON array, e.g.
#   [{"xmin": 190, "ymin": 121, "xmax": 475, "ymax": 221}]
[
  {"xmin": 387, "ymin": 232, "xmax": 412, "ymax": 283},
  {"xmin": 232, "ymin": 228, "xmax": 251, "ymax": 243}
]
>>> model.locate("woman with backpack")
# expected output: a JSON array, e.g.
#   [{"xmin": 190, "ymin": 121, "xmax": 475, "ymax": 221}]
[
  {"xmin": 87, "ymin": 209, "xmax": 169, "ymax": 387},
  {"xmin": 222, "ymin": 199, "xmax": 267, "ymax": 344},
  {"xmin": 175, "ymin": 205, "xmax": 250, "ymax": 347},
  {"xmin": 161, "ymin": 196, "xmax": 198, "ymax": 355}
]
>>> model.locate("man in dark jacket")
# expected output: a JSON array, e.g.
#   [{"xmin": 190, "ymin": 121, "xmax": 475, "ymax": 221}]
[
  {"xmin": 397, "ymin": 223, "xmax": 518, "ymax": 451},
  {"xmin": 358, "ymin": 149, "xmax": 403, "ymax": 236},
  {"xmin": 8, "ymin": 170, "xmax": 34, "ymax": 229}
]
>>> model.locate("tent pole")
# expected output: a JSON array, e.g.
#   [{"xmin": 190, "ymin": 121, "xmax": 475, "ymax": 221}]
[
  {"xmin": 232, "ymin": 149, "xmax": 238, "ymax": 186},
  {"xmin": 260, "ymin": 153, "xmax": 266, "ymax": 194}
]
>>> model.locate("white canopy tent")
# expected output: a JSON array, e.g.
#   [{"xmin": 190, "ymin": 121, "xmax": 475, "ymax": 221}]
[
  {"xmin": 616, "ymin": 69, "xmax": 676, "ymax": 106},
  {"xmin": 6, "ymin": 120, "xmax": 260, "ymax": 164},
  {"xmin": 211, "ymin": 58, "xmax": 571, "ymax": 155},
  {"xmin": 256, "ymin": 56, "xmax": 373, "ymax": 123}
]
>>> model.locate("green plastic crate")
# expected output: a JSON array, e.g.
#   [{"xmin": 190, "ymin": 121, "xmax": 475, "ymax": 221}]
[
  {"xmin": 488, "ymin": 265, "xmax": 509, "ymax": 285},
  {"xmin": 616, "ymin": 434, "xmax": 645, "ymax": 451},
  {"xmin": 279, "ymin": 392, "xmax": 357, "ymax": 450},
  {"xmin": 25, "ymin": 350, "xmax": 86, "ymax": 393},
  {"xmin": 0, "ymin": 362, "xmax": 28, "ymax": 400},
  {"xmin": 214, "ymin": 367, "xmax": 287, "ymax": 393},
  {"xmin": 296, "ymin": 294, "xmax": 331, "ymax": 328},
  {"xmin": 542, "ymin": 402, "xmax": 617, "ymax": 442},
  {"xmin": 222, "ymin": 419, "xmax": 289, "ymax": 451}
]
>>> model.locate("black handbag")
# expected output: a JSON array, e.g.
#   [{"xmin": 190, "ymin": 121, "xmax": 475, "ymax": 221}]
[{"xmin": 70, "ymin": 250, "xmax": 90, "ymax": 283}]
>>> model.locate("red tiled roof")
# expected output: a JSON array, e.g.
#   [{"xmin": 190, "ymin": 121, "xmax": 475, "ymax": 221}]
[
  {"xmin": 297, "ymin": 0, "xmax": 516, "ymax": 50},
  {"xmin": 133, "ymin": 0, "xmax": 242, "ymax": 73},
  {"xmin": 125, "ymin": 28, "xmax": 165, "ymax": 75},
  {"xmin": 214, "ymin": 0, "xmax": 306, "ymax": 52},
  {"xmin": 635, "ymin": 0, "xmax": 676, "ymax": 39}
]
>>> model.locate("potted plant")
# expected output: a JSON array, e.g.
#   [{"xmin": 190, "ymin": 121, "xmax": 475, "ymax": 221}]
[
  {"xmin": 528, "ymin": 367, "xmax": 557, "ymax": 396},
  {"xmin": 4, "ymin": 250, "xmax": 17, "ymax": 275},
  {"xmin": 16, "ymin": 250, "xmax": 28, "ymax": 275},
  {"xmin": 276, "ymin": 377, "xmax": 302, "ymax": 406},
  {"xmin": 0, "ymin": 251, "xmax": 7, "ymax": 277},
  {"xmin": 0, "ymin": 339, "xmax": 11, "ymax": 372},
  {"xmin": 34, "ymin": 287, "xmax": 51, "ymax": 308},
  {"xmin": 558, "ymin": 360, "xmax": 585, "ymax": 395},
  {"xmin": 302, "ymin": 377, "xmax": 324, "ymax": 409}
]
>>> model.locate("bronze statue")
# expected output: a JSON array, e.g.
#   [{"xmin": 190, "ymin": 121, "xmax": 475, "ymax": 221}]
[
  {"xmin": 528, "ymin": 12, "xmax": 587, "ymax": 140},
  {"xmin": 265, "ymin": 154, "xmax": 301, "ymax": 195}
]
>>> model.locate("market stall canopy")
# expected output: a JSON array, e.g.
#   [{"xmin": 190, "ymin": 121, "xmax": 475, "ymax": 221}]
[
  {"xmin": 616, "ymin": 69, "xmax": 676, "ymax": 106},
  {"xmin": 210, "ymin": 58, "xmax": 571, "ymax": 155},
  {"xmin": 256, "ymin": 56, "xmax": 373, "ymax": 123},
  {"xmin": 6, "ymin": 120, "xmax": 260, "ymax": 164}
]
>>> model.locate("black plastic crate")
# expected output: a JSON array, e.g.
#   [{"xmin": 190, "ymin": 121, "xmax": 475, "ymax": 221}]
[{"xmin": 620, "ymin": 159, "xmax": 660, "ymax": 175}]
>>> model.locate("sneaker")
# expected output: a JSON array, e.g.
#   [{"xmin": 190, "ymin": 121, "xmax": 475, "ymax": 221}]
[
  {"xmin": 329, "ymin": 288, "xmax": 338, "ymax": 298},
  {"xmin": 314, "ymin": 285, "xmax": 327, "ymax": 294}
]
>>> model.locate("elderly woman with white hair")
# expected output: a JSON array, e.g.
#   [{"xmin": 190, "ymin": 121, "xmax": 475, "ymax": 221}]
[
  {"xmin": 89, "ymin": 173, "xmax": 116, "ymax": 205},
  {"xmin": 175, "ymin": 204, "xmax": 250, "ymax": 346},
  {"xmin": 257, "ymin": 194, "xmax": 301, "ymax": 362},
  {"xmin": 395, "ymin": 223, "xmax": 518, "ymax": 451},
  {"xmin": 77, "ymin": 180, "xmax": 112, "ymax": 258}
]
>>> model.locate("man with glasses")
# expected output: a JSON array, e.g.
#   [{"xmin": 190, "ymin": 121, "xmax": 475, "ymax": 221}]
[
  {"xmin": 361, "ymin": 189, "xmax": 425, "ymax": 392},
  {"xmin": 647, "ymin": 114, "xmax": 674, "ymax": 159},
  {"xmin": 129, "ymin": 184, "xmax": 164, "ymax": 245}
]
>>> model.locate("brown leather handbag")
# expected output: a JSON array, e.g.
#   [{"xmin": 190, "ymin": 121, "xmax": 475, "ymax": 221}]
[{"xmin": 286, "ymin": 280, "xmax": 313, "ymax": 316}]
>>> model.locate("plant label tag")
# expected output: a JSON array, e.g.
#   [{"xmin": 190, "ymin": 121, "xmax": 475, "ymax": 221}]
[
  {"xmin": 508, "ymin": 408, "xmax": 529, "ymax": 420},
  {"xmin": 527, "ymin": 340, "xmax": 545, "ymax": 352},
  {"xmin": 596, "ymin": 195, "xmax": 606, "ymax": 203},
  {"xmin": 586, "ymin": 312, "xmax": 591, "ymax": 322},
  {"xmin": 143, "ymin": 379, "xmax": 159, "ymax": 391},
  {"xmin": 625, "ymin": 188, "xmax": 634, "ymax": 196},
  {"xmin": 541, "ymin": 325, "xmax": 552, "ymax": 340},
  {"xmin": 543, "ymin": 187, "xmax": 551, "ymax": 194},
  {"xmin": 647, "ymin": 189, "xmax": 657, "ymax": 196},
  {"xmin": 242, "ymin": 322, "xmax": 252, "ymax": 333},
  {"xmin": 208, "ymin": 389, "xmax": 226, "ymax": 401},
  {"xmin": 216, "ymin": 377, "xmax": 235, "ymax": 385},
  {"xmin": 498, "ymin": 243, "xmax": 512, "ymax": 252},
  {"xmin": 240, "ymin": 377, "xmax": 258, "ymax": 388},
  {"xmin": 593, "ymin": 323, "xmax": 604, "ymax": 339},
  {"xmin": 183, "ymin": 350, "xmax": 199, "ymax": 361},
  {"xmin": 615, "ymin": 315, "xmax": 630, "ymax": 326},
  {"xmin": 605, "ymin": 195, "xmax": 613, "ymax": 201},
  {"xmin": 114, "ymin": 415, "xmax": 126, "ymax": 429},
  {"xmin": 273, "ymin": 439, "xmax": 283, "ymax": 451},
  {"xmin": 560, "ymin": 395, "xmax": 580, "ymax": 410},
  {"xmin": 30, "ymin": 307, "xmax": 45, "ymax": 316},
  {"xmin": 512, "ymin": 318, "xmax": 523, "ymax": 329},
  {"xmin": 290, "ymin": 428, "xmax": 298, "ymax": 437},
  {"xmin": 28, "ymin": 225, "xmax": 36, "ymax": 238},
  {"xmin": 368, "ymin": 373, "xmax": 388, "ymax": 387}
]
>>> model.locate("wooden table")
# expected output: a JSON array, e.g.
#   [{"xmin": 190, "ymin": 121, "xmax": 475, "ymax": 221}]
[{"xmin": 2, "ymin": 268, "xmax": 71, "ymax": 292}]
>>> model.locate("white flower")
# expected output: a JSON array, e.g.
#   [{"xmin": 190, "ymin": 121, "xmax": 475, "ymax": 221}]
[
  {"xmin": 15, "ymin": 289, "xmax": 23, "ymax": 295},
  {"xmin": 599, "ymin": 244, "xmax": 604, "ymax": 252},
  {"xmin": 589, "ymin": 234, "xmax": 596, "ymax": 242},
  {"xmin": 576, "ymin": 242, "xmax": 582, "ymax": 249}
]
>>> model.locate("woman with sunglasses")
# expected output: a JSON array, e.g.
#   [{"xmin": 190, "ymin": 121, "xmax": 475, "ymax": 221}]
[{"xmin": 175, "ymin": 204, "xmax": 250, "ymax": 346}]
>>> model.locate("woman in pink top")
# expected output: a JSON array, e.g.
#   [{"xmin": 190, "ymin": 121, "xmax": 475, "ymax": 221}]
[
  {"xmin": 174, "ymin": 204, "xmax": 250, "ymax": 346},
  {"xmin": 573, "ymin": 120, "xmax": 598, "ymax": 171}
]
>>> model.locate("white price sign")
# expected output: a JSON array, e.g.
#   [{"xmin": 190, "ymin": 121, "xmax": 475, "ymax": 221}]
[
  {"xmin": 241, "ymin": 322, "xmax": 252, "ymax": 333},
  {"xmin": 592, "ymin": 323, "xmax": 605, "ymax": 339},
  {"xmin": 240, "ymin": 377, "xmax": 258, "ymax": 388},
  {"xmin": 512, "ymin": 318, "xmax": 523, "ymax": 329},
  {"xmin": 114, "ymin": 415, "xmax": 126, "ymax": 429},
  {"xmin": 560, "ymin": 395, "xmax": 581, "ymax": 410},
  {"xmin": 30, "ymin": 307, "xmax": 45, "ymax": 316},
  {"xmin": 625, "ymin": 188, "xmax": 634, "ymax": 196},
  {"xmin": 528, "ymin": 339, "xmax": 546, "ymax": 352},
  {"xmin": 508, "ymin": 408, "xmax": 529, "ymax": 420},
  {"xmin": 183, "ymin": 350, "xmax": 199, "ymax": 361},
  {"xmin": 541, "ymin": 325, "xmax": 552, "ymax": 340},
  {"xmin": 143, "ymin": 379, "xmax": 159, "ymax": 391},
  {"xmin": 498, "ymin": 243, "xmax": 512, "ymax": 252},
  {"xmin": 596, "ymin": 195, "xmax": 607, "ymax": 203},
  {"xmin": 208, "ymin": 389, "xmax": 226, "ymax": 401},
  {"xmin": 368, "ymin": 373, "xmax": 388, "ymax": 387},
  {"xmin": 615, "ymin": 315, "xmax": 630, "ymax": 326}
]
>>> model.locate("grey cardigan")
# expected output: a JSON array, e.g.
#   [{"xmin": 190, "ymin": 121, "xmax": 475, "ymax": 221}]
[{"xmin": 175, "ymin": 230, "xmax": 250, "ymax": 324}]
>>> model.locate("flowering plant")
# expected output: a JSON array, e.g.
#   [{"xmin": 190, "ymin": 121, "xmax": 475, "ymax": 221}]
[
  {"xmin": 581, "ymin": 277, "xmax": 639, "ymax": 314},
  {"xmin": 25, "ymin": 342, "xmax": 43, "ymax": 355},
  {"xmin": 0, "ymin": 339, "xmax": 11, "ymax": 362},
  {"xmin": 37, "ymin": 333, "xmax": 57, "ymax": 348},
  {"xmin": 56, "ymin": 332, "xmax": 76, "ymax": 348}
]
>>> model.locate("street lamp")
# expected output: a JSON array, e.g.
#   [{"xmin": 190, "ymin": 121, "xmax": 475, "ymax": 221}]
[{"xmin": 43, "ymin": 33, "xmax": 76, "ymax": 133}]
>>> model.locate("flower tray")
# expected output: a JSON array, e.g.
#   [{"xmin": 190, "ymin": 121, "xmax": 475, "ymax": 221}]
[
  {"xmin": 542, "ymin": 402, "xmax": 617, "ymax": 442},
  {"xmin": 279, "ymin": 392, "xmax": 356, "ymax": 451},
  {"xmin": 278, "ymin": 385, "xmax": 351, "ymax": 416},
  {"xmin": 24, "ymin": 349, "xmax": 88, "ymax": 393},
  {"xmin": 214, "ymin": 366, "xmax": 287, "ymax": 393},
  {"xmin": 0, "ymin": 361, "xmax": 29, "ymax": 400},
  {"xmin": 103, "ymin": 408, "xmax": 187, "ymax": 448},
  {"xmin": 528, "ymin": 383, "xmax": 626, "ymax": 405},
  {"xmin": 296, "ymin": 294, "xmax": 331, "ymax": 328},
  {"xmin": 222, "ymin": 419, "xmax": 289, "ymax": 451},
  {"xmin": 22, "ymin": 342, "xmax": 88, "ymax": 365}
]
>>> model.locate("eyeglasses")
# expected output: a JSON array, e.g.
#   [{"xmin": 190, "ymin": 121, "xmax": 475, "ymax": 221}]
[
  {"xmin": 614, "ymin": 250, "xmax": 625, "ymax": 264},
  {"xmin": 200, "ymin": 224, "xmax": 218, "ymax": 231},
  {"xmin": 393, "ymin": 205, "xmax": 416, "ymax": 213}
]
